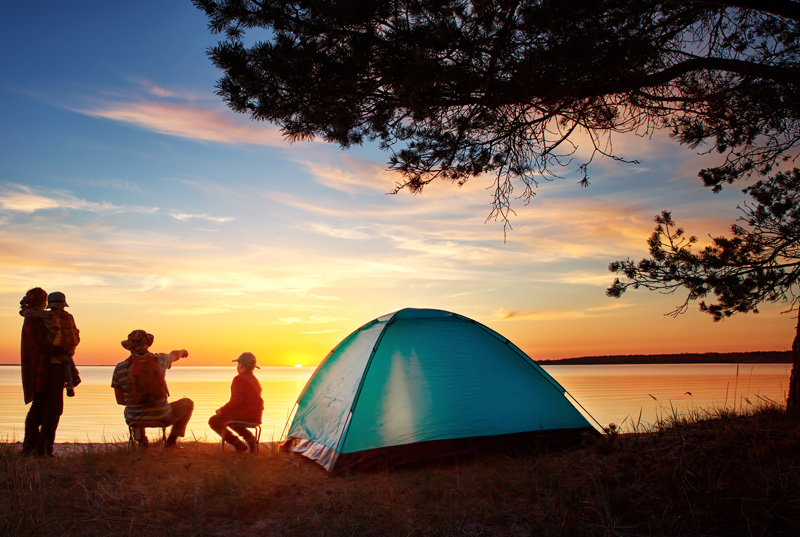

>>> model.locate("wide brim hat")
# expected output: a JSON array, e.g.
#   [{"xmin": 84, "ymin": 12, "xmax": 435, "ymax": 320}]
[{"xmin": 121, "ymin": 330, "xmax": 154, "ymax": 352}]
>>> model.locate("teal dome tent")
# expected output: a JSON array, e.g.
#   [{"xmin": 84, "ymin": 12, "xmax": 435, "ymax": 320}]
[{"xmin": 282, "ymin": 308, "xmax": 598, "ymax": 472}]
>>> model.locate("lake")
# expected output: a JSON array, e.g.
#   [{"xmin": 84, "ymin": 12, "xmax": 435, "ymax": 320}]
[{"xmin": 0, "ymin": 363, "xmax": 791, "ymax": 444}]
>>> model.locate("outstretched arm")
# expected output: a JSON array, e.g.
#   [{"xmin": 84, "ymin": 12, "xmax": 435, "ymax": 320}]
[{"xmin": 168, "ymin": 349, "xmax": 189, "ymax": 363}]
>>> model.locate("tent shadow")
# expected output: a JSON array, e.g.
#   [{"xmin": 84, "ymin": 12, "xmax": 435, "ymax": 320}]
[{"xmin": 312, "ymin": 428, "xmax": 602, "ymax": 476}]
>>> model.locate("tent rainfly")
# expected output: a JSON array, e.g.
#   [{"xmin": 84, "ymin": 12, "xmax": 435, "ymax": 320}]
[{"xmin": 282, "ymin": 308, "xmax": 598, "ymax": 473}]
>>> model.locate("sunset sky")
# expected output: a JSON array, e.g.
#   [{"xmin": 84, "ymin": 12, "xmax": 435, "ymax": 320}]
[{"xmin": 1, "ymin": 2, "xmax": 795, "ymax": 367}]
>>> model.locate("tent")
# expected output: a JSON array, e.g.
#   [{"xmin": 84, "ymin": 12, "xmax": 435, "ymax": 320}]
[{"xmin": 282, "ymin": 308, "xmax": 598, "ymax": 472}]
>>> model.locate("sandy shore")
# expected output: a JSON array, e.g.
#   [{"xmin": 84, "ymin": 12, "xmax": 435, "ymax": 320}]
[
  {"xmin": 2, "ymin": 440, "xmax": 279, "ymax": 456},
  {"xmin": 3, "ymin": 441, "xmax": 130, "ymax": 455}
]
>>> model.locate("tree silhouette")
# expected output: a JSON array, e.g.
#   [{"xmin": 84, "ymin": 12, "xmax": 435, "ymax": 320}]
[
  {"xmin": 608, "ymin": 169, "xmax": 800, "ymax": 413},
  {"xmin": 192, "ymin": 0, "xmax": 800, "ymax": 223}
]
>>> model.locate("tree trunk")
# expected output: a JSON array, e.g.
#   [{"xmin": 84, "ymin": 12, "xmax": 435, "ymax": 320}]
[{"xmin": 787, "ymin": 308, "xmax": 800, "ymax": 415}]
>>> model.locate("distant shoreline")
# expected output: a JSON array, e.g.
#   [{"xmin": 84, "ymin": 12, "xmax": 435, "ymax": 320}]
[{"xmin": 538, "ymin": 350, "xmax": 793, "ymax": 365}]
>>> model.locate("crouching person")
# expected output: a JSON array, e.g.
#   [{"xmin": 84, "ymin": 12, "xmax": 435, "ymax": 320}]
[
  {"xmin": 111, "ymin": 329, "xmax": 193, "ymax": 449},
  {"xmin": 209, "ymin": 352, "xmax": 264, "ymax": 453}
]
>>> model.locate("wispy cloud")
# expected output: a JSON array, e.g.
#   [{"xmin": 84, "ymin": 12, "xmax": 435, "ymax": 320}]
[
  {"xmin": 541, "ymin": 269, "xmax": 619, "ymax": 287},
  {"xmin": 300, "ymin": 156, "xmax": 398, "ymax": 196},
  {"xmin": 77, "ymin": 101, "xmax": 287, "ymax": 147},
  {"xmin": 308, "ymin": 222, "xmax": 373, "ymax": 240},
  {"xmin": 169, "ymin": 212, "xmax": 235, "ymax": 224},
  {"xmin": 278, "ymin": 314, "xmax": 347, "ymax": 325},
  {"xmin": 0, "ymin": 182, "xmax": 154, "ymax": 215},
  {"xmin": 260, "ymin": 184, "xmax": 661, "ymax": 262},
  {"xmin": 131, "ymin": 78, "xmax": 208, "ymax": 101},
  {"xmin": 492, "ymin": 302, "xmax": 631, "ymax": 322}
]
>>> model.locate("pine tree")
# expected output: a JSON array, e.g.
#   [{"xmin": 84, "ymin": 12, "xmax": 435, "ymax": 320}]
[{"xmin": 608, "ymin": 169, "xmax": 800, "ymax": 412}]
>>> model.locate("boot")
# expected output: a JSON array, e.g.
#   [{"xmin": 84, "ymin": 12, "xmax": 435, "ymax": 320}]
[
  {"xmin": 240, "ymin": 431, "xmax": 258, "ymax": 453},
  {"xmin": 223, "ymin": 432, "xmax": 247, "ymax": 452}
]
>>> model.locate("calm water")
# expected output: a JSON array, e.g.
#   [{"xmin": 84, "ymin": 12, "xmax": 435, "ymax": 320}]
[{"xmin": 0, "ymin": 363, "xmax": 791, "ymax": 443}]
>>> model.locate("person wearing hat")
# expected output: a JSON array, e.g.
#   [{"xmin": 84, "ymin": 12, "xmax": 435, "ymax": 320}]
[
  {"xmin": 111, "ymin": 330, "xmax": 193, "ymax": 448},
  {"xmin": 208, "ymin": 352, "xmax": 264, "ymax": 453},
  {"xmin": 20, "ymin": 290, "xmax": 82, "ymax": 398},
  {"xmin": 46, "ymin": 291, "xmax": 81, "ymax": 397}
]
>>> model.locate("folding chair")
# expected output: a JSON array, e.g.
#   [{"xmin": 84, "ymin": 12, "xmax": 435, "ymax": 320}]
[
  {"xmin": 127, "ymin": 421, "xmax": 167, "ymax": 452},
  {"xmin": 220, "ymin": 421, "xmax": 262, "ymax": 452}
]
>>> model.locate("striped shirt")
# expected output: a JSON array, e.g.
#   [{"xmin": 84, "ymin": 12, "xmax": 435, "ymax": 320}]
[{"xmin": 111, "ymin": 352, "xmax": 178, "ymax": 423}]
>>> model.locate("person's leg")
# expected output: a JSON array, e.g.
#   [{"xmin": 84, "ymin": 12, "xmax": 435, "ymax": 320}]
[
  {"xmin": 132, "ymin": 426, "xmax": 149, "ymax": 446},
  {"xmin": 38, "ymin": 366, "xmax": 64, "ymax": 456},
  {"xmin": 229, "ymin": 424, "xmax": 257, "ymax": 452},
  {"xmin": 69, "ymin": 356, "xmax": 81, "ymax": 387},
  {"xmin": 164, "ymin": 398, "xmax": 194, "ymax": 446},
  {"xmin": 221, "ymin": 422, "xmax": 248, "ymax": 452},
  {"xmin": 63, "ymin": 362, "xmax": 75, "ymax": 397},
  {"xmin": 209, "ymin": 413, "xmax": 247, "ymax": 451},
  {"xmin": 207, "ymin": 413, "xmax": 226, "ymax": 438},
  {"xmin": 22, "ymin": 394, "xmax": 45, "ymax": 454}
]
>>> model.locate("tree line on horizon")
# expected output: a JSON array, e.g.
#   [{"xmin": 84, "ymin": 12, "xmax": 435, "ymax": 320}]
[{"xmin": 539, "ymin": 350, "xmax": 793, "ymax": 365}]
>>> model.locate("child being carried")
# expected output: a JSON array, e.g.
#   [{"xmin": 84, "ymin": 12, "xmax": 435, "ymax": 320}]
[{"xmin": 20, "ymin": 291, "xmax": 81, "ymax": 396}]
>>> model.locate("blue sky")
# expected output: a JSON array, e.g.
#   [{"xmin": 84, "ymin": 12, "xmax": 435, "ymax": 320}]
[{"xmin": 1, "ymin": 1, "xmax": 794, "ymax": 366}]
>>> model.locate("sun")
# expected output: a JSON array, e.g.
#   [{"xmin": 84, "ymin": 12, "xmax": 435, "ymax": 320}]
[{"xmin": 294, "ymin": 363, "xmax": 303, "ymax": 368}]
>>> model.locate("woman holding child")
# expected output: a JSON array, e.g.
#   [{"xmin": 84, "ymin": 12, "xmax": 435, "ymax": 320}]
[{"xmin": 19, "ymin": 287, "xmax": 63, "ymax": 456}]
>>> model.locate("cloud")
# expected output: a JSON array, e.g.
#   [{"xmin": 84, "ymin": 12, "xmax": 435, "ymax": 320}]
[
  {"xmin": 0, "ymin": 182, "xmax": 152, "ymax": 215},
  {"xmin": 264, "ymin": 181, "xmax": 660, "ymax": 261},
  {"xmin": 542, "ymin": 269, "xmax": 620, "ymax": 287},
  {"xmin": 300, "ymin": 156, "xmax": 398, "ymax": 195},
  {"xmin": 162, "ymin": 305, "xmax": 246, "ymax": 316},
  {"xmin": 308, "ymin": 222, "xmax": 373, "ymax": 240},
  {"xmin": 131, "ymin": 78, "xmax": 208, "ymax": 102},
  {"xmin": 169, "ymin": 212, "xmax": 235, "ymax": 224},
  {"xmin": 492, "ymin": 302, "xmax": 631, "ymax": 322},
  {"xmin": 77, "ymin": 101, "xmax": 287, "ymax": 147},
  {"xmin": 258, "ymin": 183, "xmax": 656, "ymax": 267},
  {"xmin": 278, "ymin": 314, "xmax": 347, "ymax": 325}
]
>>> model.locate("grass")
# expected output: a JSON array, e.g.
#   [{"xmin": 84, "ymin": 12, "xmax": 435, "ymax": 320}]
[{"xmin": 2, "ymin": 405, "xmax": 799, "ymax": 537}]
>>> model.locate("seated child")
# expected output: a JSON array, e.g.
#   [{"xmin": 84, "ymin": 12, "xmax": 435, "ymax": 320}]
[
  {"xmin": 209, "ymin": 352, "xmax": 264, "ymax": 452},
  {"xmin": 20, "ymin": 291, "xmax": 81, "ymax": 396}
]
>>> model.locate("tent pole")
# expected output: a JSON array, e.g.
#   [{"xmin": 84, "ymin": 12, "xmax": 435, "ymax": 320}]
[
  {"xmin": 279, "ymin": 401, "xmax": 299, "ymax": 443},
  {"xmin": 563, "ymin": 389, "xmax": 604, "ymax": 433}
]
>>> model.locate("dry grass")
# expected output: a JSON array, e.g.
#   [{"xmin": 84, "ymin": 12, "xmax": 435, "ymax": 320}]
[{"xmin": 2, "ymin": 406, "xmax": 799, "ymax": 536}]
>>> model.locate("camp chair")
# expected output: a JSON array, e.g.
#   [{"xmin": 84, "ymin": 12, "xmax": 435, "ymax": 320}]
[
  {"xmin": 220, "ymin": 421, "xmax": 262, "ymax": 453},
  {"xmin": 127, "ymin": 421, "xmax": 167, "ymax": 452}
]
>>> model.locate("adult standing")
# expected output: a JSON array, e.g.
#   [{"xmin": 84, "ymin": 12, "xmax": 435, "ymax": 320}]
[
  {"xmin": 20, "ymin": 287, "xmax": 62, "ymax": 456},
  {"xmin": 111, "ymin": 330, "xmax": 193, "ymax": 448}
]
